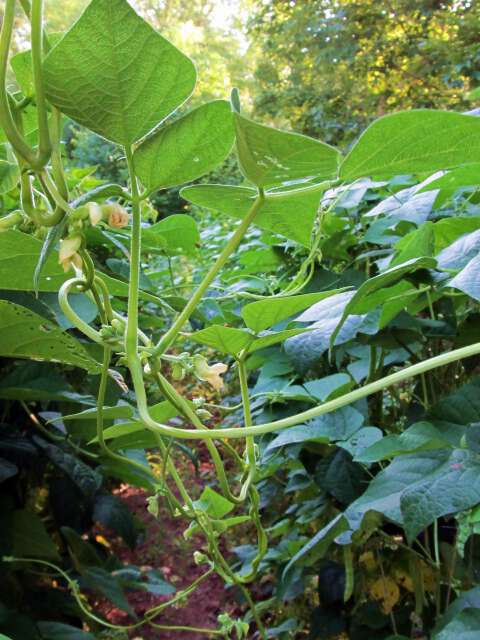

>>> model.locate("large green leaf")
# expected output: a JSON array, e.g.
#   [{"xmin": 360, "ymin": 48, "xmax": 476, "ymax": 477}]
[
  {"xmin": 433, "ymin": 217, "xmax": 480, "ymax": 253},
  {"xmin": 241, "ymin": 290, "xmax": 345, "ymax": 333},
  {"xmin": 315, "ymin": 449, "xmax": 368, "ymax": 505},
  {"xmin": 181, "ymin": 184, "xmax": 321, "ymax": 246},
  {"xmin": 340, "ymin": 110, "xmax": 480, "ymax": 181},
  {"xmin": 345, "ymin": 449, "xmax": 480, "ymax": 542},
  {"xmin": 12, "ymin": 509, "xmax": 60, "ymax": 560},
  {"xmin": 134, "ymin": 100, "xmax": 234, "ymax": 192},
  {"xmin": 234, "ymin": 113, "xmax": 340, "ymax": 188},
  {"xmin": 282, "ymin": 514, "xmax": 349, "ymax": 580},
  {"xmin": 419, "ymin": 163, "xmax": 480, "ymax": 207},
  {"xmin": 434, "ymin": 586, "xmax": 480, "ymax": 634},
  {"xmin": 430, "ymin": 378, "xmax": 480, "ymax": 426},
  {"xmin": 142, "ymin": 214, "xmax": 199, "ymax": 255},
  {"xmin": 0, "ymin": 362, "xmax": 95, "ymax": 403},
  {"xmin": 284, "ymin": 291, "xmax": 379, "ymax": 371},
  {"xmin": 93, "ymin": 494, "xmax": 137, "ymax": 548},
  {"xmin": 432, "ymin": 609, "xmax": 480, "ymax": 640},
  {"xmin": 0, "ymin": 301, "xmax": 100, "ymax": 372},
  {"xmin": 96, "ymin": 400, "xmax": 180, "ymax": 449},
  {"xmin": 190, "ymin": 324, "xmax": 312, "ymax": 357},
  {"xmin": 391, "ymin": 222, "xmax": 435, "ymax": 267},
  {"xmin": 43, "ymin": 0, "xmax": 196, "ymax": 145},
  {"xmin": 436, "ymin": 229, "xmax": 480, "ymax": 271},
  {"xmin": 330, "ymin": 257, "xmax": 436, "ymax": 347},
  {"xmin": 0, "ymin": 230, "xmax": 161, "ymax": 303},
  {"xmin": 36, "ymin": 622, "xmax": 94, "ymax": 640},
  {"xmin": 355, "ymin": 421, "xmax": 463, "ymax": 463},
  {"xmin": 35, "ymin": 439, "xmax": 102, "ymax": 496},
  {"xmin": 302, "ymin": 373, "xmax": 354, "ymax": 402},
  {"xmin": 51, "ymin": 404, "xmax": 134, "ymax": 423},
  {"xmin": 448, "ymin": 254, "xmax": 480, "ymax": 301},
  {"xmin": 82, "ymin": 567, "xmax": 136, "ymax": 618},
  {"xmin": 266, "ymin": 406, "xmax": 364, "ymax": 451}
]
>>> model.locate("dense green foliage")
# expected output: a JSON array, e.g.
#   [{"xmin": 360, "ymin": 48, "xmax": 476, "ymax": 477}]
[
  {"xmin": 247, "ymin": 0, "xmax": 480, "ymax": 144},
  {"xmin": 1, "ymin": 1, "xmax": 480, "ymax": 639}
]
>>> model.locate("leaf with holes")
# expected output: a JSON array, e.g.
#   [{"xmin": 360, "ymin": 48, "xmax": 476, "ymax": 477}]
[
  {"xmin": 43, "ymin": 0, "xmax": 196, "ymax": 145},
  {"xmin": 0, "ymin": 301, "xmax": 100, "ymax": 372},
  {"xmin": 234, "ymin": 113, "xmax": 340, "ymax": 188}
]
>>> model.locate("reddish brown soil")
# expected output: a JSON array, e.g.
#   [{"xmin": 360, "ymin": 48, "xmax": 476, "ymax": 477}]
[{"xmin": 95, "ymin": 452, "xmax": 241, "ymax": 639}]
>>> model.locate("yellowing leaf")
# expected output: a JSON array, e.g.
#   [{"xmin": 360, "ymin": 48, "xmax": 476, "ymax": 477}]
[
  {"xmin": 359, "ymin": 551, "xmax": 377, "ymax": 572},
  {"xmin": 393, "ymin": 567, "xmax": 414, "ymax": 593},
  {"xmin": 369, "ymin": 576, "xmax": 400, "ymax": 614}
]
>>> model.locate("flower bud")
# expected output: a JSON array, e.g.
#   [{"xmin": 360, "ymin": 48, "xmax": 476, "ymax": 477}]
[
  {"xmin": 102, "ymin": 203, "xmax": 129, "ymax": 228},
  {"xmin": 196, "ymin": 408, "xmax": 212, "ymax": 420},
  {"xmin": 193, "ymin": 551, "xmax": 208, "ymax": 565},
  {"xmin": 87, "ymin": 202, "xmax": 103, "ymax": 226},
  {"xmin": 172, "ymin": 362, "xmax": 185, "ymax": 381}
]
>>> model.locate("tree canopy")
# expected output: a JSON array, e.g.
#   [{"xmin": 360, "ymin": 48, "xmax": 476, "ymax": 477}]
[{"xmin": 247, "ymin": 0, "xmax": 480, "ymax": 146}]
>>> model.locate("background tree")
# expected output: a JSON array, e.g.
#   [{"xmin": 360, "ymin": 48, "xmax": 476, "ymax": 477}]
[{"xmin": 246, "ymin": 0, "xmax": 480, "ymax": 147}]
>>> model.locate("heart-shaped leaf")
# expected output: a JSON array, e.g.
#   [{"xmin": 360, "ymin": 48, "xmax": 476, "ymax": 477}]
[
  {"xmin": 241, "ymin": 289, "xmax": 346, "ymax": 333},
  {"xmin": 190, "ymin": 324, "xmax": 313, "ymax": 357},
  {"xmin": 234, "ymin": 113, "xmax": 340, "ymax": 188},
  {"xmin": 340, "ymin": 110, "xmax": 480, "ymax": 182},
  {"xmin": 43, "ymin": 0, "xmax": 196, "ymax": 145},
  {"xmin": 134, "ymin": 100, "xmax": 234, "ymax": 192},
  {"xmin": 142, "ymin": 214, "xmax": 199, "ymax": 255},
  {"xmin": 0, "ymin": 300, "xmax": 100, "ymax": 372},
  {"xmin": 181, "ymin": 184, "xmax": 321, "ymax": 246},
  {"xmin": 330, "ymin": 257, "xmax": 437, "ymax": 347}
]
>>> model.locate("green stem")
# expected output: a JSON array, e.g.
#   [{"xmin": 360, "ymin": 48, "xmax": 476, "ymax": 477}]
[
  {"xmin": 155, "ymin": 371, "xmax": 246, "ymax": 504},
  {"xmin": 132, "ymin": 340, "xmax": 480, "ymax": 440},
  {"xmin": 148, "ymin": 624, "xmax": 223, "ymax": 635},
  {"xmin": 153, "ymin": 191, "xmax": 265, "ymax": 356},
  {"xmin": 0, "ymin": 210, "xmax": 24, "ymax": 230},
  {"xmin": 343, "ymin": 545, "xmax": 354, "ymax": 601},
  {"xmin": 238, "ymin": 357, "xmax": 256, "ymax": 485},
  {"xmin": 124, "ymin": 145, "xmax": 141, "ymax": 356},
  {"xmin": 0, "ymin": 0, "xmax": 38, "ymax": 166},
  {"xmin": 30, "ymin": 0, "xmax": 51, "ymax": 165},
  {"xmin": 96, "ymin": 346, "xmax": 155, "ymax": 478}
]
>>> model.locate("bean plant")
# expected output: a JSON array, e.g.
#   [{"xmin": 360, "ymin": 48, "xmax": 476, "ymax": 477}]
[{"xmin": 1, "ymin": 0, "xmax": 480, "ymax": 638}]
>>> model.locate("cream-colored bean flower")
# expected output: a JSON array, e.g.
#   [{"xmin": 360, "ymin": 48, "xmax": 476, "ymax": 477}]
[
  {"xmin": 87, "ymin": 202, "xmax": 103, "ymax": 226},
  {"xmin": 59, "ymin": 235, "xmax": 82, "ymax": 272},
  {"xmin": 103, "ymin": 203, "xmax": 130, "ymax": 228},
  {"xmin": 193, "ymin": 355, "xmax": 228, "ymax": 391}
]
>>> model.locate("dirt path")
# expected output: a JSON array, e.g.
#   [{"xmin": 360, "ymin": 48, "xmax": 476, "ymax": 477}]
[{"xmin": 96, "ymin": 452, "xmax": 240, "ymax": 639}]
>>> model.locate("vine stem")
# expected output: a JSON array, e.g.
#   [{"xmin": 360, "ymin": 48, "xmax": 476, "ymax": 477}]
[
  {"xmin": 31, "ymin": 0, "xmax": 51, "ymax": 164},
  {"xmin": 152, "ymin": 190, "xmax": 265, "ymax": 356},
  {"xmin": 127, "ymin": 340, "xmax": 480, "ymax": 441},
  {"xmin": 0, "ymin": 0, "xmax": 36, "ymax": 165}
]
